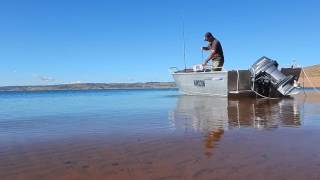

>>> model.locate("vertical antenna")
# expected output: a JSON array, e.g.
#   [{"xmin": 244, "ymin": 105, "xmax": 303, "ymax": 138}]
[{"xmin": 182, "ymin": 15, "xmax": 187, "ymax": 71}]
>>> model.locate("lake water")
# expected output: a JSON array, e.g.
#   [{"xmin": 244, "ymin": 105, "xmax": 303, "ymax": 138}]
[{"xmin": 1, "ymin": 89, "xmax": 320, "ymax": 179}]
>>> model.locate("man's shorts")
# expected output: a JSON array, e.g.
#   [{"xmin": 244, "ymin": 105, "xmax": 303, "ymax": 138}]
[{"xmin": 212, "ymin": 56, "xmax": 224, "ymax": 71}]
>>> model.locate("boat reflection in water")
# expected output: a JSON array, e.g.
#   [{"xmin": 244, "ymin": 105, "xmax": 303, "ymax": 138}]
[{"xmin": 170, "ymin": 95, "xmax": 301, "ymax": 157}]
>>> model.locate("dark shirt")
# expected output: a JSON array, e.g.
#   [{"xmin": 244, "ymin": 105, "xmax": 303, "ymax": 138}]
[{"xmin": 209, "ymin": 39, "xmax": 224, "ymax": 59}]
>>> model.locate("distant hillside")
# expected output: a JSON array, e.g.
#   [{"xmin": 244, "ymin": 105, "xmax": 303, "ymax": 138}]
[
  {"xmin": 298, "ymin": 65, "xmax": 320, "ymax": 88},
  {"xmin": 0, "ymin": 82, "xmax": 177, "ymax": 92},
  {"xmin": 1, "ymin": 65, "xmax": 318, "ymax": 92}
]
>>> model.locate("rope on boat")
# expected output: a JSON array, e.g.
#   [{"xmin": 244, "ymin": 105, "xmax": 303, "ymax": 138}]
[
  {"xmin": 232, "ymin": 69, "xmax": 279, "ymax": 99},
  {"xmin": 252, "ymin": 89, "xmax": 280, "ymax": 100},
  {"xmin": 250, "ymin": 68, "xmax": 280, "ymax": 100},
  {"xmin": 236, "ymin": 65, "xmax": 319, "ymax": 98},
  {"xmin": 233, "ymin": 80, "xmax": 279, "ymax": 99}
]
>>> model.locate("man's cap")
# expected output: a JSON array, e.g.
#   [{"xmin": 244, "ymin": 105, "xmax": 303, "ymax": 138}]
[
  {"xmin": 204, "ymin": 32, "xmax": 214, "ymax": 41},
  {"xmin": 204, "ymin": 32, "xmax": 213, "ymax": 38}
]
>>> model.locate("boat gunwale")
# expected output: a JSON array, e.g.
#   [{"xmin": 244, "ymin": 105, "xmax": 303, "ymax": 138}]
[{"xmin": 171, "ymin": 71, "xmax": 229, "ymax": 75}]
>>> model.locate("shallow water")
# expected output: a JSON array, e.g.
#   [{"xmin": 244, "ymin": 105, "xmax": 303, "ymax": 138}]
[{"xmin": 0, "ymin": 89, "xmax": 320, "ymax": 179}]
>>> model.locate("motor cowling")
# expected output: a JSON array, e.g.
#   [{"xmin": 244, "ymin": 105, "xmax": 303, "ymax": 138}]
[{"xmin": 250, "ymin": 56, "xmax": 295, "ymax": 97}]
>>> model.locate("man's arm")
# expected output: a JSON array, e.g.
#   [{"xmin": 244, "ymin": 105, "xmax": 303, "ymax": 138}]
[
  {"xmin": 203, "ymin": 41, "xmax": 218, "ymax": 65},
  {"xmin": 201, "ymin": 46, "xmax": 210, "ymax": 51}
]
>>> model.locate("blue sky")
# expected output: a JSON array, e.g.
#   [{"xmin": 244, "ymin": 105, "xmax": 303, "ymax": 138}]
[{"xmin": 1, "ymin": 0, "xmax": 319, "ymax": 86}]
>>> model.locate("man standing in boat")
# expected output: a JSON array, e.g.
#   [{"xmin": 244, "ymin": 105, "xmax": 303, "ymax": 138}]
[{"xmin": 201, "ymin": 32, "xmax": 224, "ymax": 71}]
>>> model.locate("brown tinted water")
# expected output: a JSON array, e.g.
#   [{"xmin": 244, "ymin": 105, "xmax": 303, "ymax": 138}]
[{"xmin": 1, "ymin": 90, "xmax": 320, "ymax": 180}]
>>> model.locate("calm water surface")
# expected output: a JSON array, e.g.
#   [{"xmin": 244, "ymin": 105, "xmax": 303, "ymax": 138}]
[{"xmin": 0, "ymin": 89, "xmax": 320, "ymax": 180}]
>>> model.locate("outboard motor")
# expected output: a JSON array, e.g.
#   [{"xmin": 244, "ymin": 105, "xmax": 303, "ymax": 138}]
[{"xmin": 250, "ymin": 56, "xmax": 295, "ymax": 97}]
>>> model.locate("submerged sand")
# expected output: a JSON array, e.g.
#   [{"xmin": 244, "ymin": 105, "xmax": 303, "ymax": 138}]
[{"xmin": 1, "ymin": 92, "xmax": 320, "ymax": 180}]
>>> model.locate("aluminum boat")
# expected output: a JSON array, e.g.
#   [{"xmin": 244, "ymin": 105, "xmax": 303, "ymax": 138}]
[{"xmin": 170, "ymin": 56, "xmax": 301, "ymax": 98}]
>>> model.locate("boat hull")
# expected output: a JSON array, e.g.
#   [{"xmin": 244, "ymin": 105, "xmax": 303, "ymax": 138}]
[
  {"xmin": 172, "ymin": 71, "xmax": 229, "ymax": 96},
  {"xmin": 172, "ymin": 68, "xmax": 301, "ymax": 97}
]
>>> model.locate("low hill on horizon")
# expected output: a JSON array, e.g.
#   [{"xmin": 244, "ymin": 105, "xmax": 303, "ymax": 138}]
[
  {"xmin": 0, "ymin": 82, "xmax": 177, "ymax": 92},
  {"xmin": 0, "ymin": 64, "xmax": 319, "ymax": 92}
]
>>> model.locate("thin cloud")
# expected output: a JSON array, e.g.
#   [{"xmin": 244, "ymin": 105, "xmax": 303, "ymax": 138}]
[
  {"xmin": 70, "ymin": 81, "xmax": 83, "ymax": 84},
  {"xmin": 127, "ymin": 77, "xmax": 135, "ymax": 82},
  {"xmin": 32, "ymin": 74, "xmax": 56, "ymax": 82}
]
